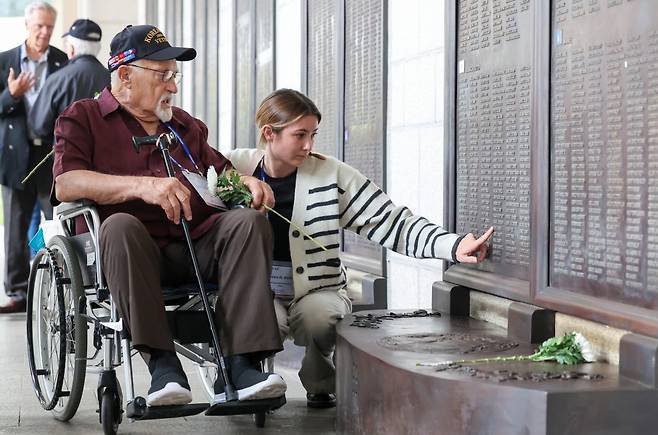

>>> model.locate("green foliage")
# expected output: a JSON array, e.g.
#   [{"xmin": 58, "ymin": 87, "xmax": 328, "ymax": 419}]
[
  {"xmin": 528, "ymin": 332, "xmax": 586, "ymax": 365},
  {"xmin": 216, "ymin": 169, "xmax": 253, "ymax": 207}
]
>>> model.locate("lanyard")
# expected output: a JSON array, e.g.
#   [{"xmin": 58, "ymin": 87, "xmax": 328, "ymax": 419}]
[
  {"xmin": 164, "ymin": 122, "xmax": 203, "ymax": 176},
  {"xmin": 259, "ymin": 157, "xmax": 269, "ymax": 219},
  {"xmin": 259, "ymin": 157, "xmax": 267, "ymax": 182}
]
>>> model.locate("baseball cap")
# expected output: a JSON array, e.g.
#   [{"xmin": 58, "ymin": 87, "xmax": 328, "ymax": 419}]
[
  {"xmin": 108, "ymin": 24, "xmax": 196, "ymax": 71},
  {"xmin": 63, "ymin": 19, "xmax": 102, "ymax": 42}
]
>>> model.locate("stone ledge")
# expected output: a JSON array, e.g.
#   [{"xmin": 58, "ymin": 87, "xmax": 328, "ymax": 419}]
[
  {"xmin": 507, "ymin": 302, "xmax": 555, "ymax": 344},
  {"xmin": 469, "ymin": 291, "xmax": 513, "ymax": 329},
  {"xmin": 619, "ymin": 333, "xmax": 658, "ymax": 387},
  {"xmin": 431, "ymin": 281, "xmax": 469, "ymax": 315},
  {"xmin": 337, "ymin": 310, "xmax": 658, "ymax": 435}
]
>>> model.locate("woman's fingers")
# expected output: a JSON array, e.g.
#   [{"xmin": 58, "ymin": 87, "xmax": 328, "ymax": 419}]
[
  {"xmin": 456, "ymin": 227, "xmax": 495, "ymax": 263},
  {"xmin": 476, "ymin": 226, "xmax": 495, "ymax": 245}
]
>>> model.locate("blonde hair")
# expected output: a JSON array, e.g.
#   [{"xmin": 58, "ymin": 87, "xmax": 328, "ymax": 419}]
[{"xmin": 255, "ymin": 88, "xmax": 322, "ymax": 148}]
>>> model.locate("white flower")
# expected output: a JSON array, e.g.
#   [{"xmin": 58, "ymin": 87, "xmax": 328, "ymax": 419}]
[
  {"xmin": 573, "ymin": 332, "xmax": 595, "ymax": 362},
  {"xmin": 207, "ymin": 166, "xmax": 218, "ymax": 196}
]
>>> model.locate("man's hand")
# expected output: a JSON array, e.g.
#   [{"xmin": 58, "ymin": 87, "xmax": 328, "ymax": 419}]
[
  {"xmin": 140, "ymin": 177, "xmax": 193, "ymax": 224},
  {"xmin": 7, "ymin": 68, "xmax": 35, "ymax": 98},
  {"xmin": 241, "ymin": 175, "xmax": 274, "ymax": 211},
  {"xmin": 455, "ymin": 226, "xmax": 494, "ymax": 264}
]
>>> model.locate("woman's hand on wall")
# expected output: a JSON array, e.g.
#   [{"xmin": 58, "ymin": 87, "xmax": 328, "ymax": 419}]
[{"xmin": 455, "ymin": 226, "xmax": 495, "ymax": 264}]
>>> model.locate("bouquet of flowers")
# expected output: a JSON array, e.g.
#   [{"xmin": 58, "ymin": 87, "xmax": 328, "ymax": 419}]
[
  {"xmin": 207, "ymin": 167, "xmax": 327, "ymax": 252},
  {"xmin": 418, "ymin": 332, "xmax": 595, "ymax": 367}
]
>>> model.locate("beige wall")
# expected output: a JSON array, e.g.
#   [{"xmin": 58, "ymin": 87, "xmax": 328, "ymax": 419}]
[{"xmin": 0, "ymin": 17, "xmax": 26, "ymax": 52}]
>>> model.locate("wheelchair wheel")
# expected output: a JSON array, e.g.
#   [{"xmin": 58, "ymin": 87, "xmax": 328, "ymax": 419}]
[
  {"xmin": 26, "ymin": 236, "xmax": 87, "ymax": 421},
  {"xmin": 100, "ymin": 391, "xmax": 120, "ymax": 435}
]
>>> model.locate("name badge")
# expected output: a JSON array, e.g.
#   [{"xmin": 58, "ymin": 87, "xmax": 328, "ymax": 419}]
[
  {"xmin": 271, "ymin": 261, "xmax": 294, "ymax": 299},
  {"xmin": 182, "ymin": 170, "xmax": 227, "ymax": 210}
]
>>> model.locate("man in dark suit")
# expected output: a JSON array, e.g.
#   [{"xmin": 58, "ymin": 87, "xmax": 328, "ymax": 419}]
[{"xmin": 0, "ymin": 1, "xmax": 68, "ymax": 313}]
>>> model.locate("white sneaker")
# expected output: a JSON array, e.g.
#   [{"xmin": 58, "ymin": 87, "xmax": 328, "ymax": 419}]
[
  {"xmin": 213, "ymin": 373, "xmax": 287, "ymax": 403},
  {"xmin": 147, "ymin": 382, "xmax": 193, "ymax": 407}
]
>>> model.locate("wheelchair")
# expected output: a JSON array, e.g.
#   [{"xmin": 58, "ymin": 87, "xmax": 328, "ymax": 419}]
[{"xmin": 26, "ymin": 200, "xmax": 284, "ymax": 434}]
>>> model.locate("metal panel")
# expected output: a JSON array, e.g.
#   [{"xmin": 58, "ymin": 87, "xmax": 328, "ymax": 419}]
[
  {"xmin": 341, "ymin": 0, "xmax": 385, "ymax": 272},
  {"xmin": 144, "ymin": 0, "xmax": 158, "ymax": 23},
  {"xmin": 548, "ymin": 0, "xmax": 658, "ymax": 310},
  {"xmin": 534, "ymin": 0, "xmax": 658, "ymax": 336},
  {"xmin": 451, "ymin": 0, "xmax": 534, "ymax": 287},
  {"xmin": 193, "ymin": 0, "xmax": 207, "ymax": 122},
  {"xmin": 300, "ymin": 0, "xmax": 308, "ymax": 94},
  {"xmin": 255, "ymin": 0, "xmax": 275, "ymax": 108},
  {"xmin": 235, "ymin": 0, "xmax": 255, "ymax": 148},
  {"xmin": 206, "ymin": 0, "xmax": 220, "ymax": 149},
  {"xmin": 307, "ymin": 0, "xmax": 339, "ymax": 157}
]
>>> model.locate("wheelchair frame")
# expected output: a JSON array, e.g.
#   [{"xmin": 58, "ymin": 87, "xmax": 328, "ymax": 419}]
[{"xmin": 26, "ymin": 200, "xmax": 283, "ymax": 434}]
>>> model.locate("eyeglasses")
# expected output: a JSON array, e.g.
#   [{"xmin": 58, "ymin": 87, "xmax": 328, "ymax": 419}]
[{"xmin": 127, "ymin": 64, "xmax": 182, "ymax": 85}]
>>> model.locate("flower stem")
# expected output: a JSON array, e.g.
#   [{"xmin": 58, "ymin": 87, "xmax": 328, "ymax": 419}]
[
  {"xmin": 417, "ymin": 354, "xmax": 533, "ymax": 367},
  {"xmin": 262, "ymin": 205, "xmax": 328, "ymax": 252},
  {"xmin": 22, "ymin": 149, "xmax": 54, "ymax": 184}
]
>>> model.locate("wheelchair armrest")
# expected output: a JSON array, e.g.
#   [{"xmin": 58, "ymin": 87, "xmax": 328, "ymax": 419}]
[{"xmin": 57, "ymin": 199, "xmax": 98, "ymax": 215}]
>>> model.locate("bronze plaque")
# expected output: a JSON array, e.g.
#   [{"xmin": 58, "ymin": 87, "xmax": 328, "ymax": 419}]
[
  {"xmin": 255, "ymin": 0, "xmax": 274, "ymax": 107},
  {"xmin": 550, "ymin": 0, "xmax": 658, "ymax": 309},
  {"xmin": 307, "ymin": 0, "xmax": 339, "ymax": 157},
  {"xmin": 342, "ymin": 0, "xmax": 385, "ymax": 263},
  {"xmin": 235, "ymin": 1, "xmax": 253, "ymax": 148},
  {"xmin": 455, "ymin": 0, "xmax": 533, "ymax": 280}
]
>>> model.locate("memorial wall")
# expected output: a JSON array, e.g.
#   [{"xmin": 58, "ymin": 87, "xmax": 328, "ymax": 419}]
[{"xmin": 450, "ymin": 0, "xmax": 658, "ymax": 330}]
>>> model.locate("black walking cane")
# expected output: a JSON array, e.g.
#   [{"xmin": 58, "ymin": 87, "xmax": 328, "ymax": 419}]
[{"xmin": 133, "ymin": 132, "xmax": 238, "ymax": 403}]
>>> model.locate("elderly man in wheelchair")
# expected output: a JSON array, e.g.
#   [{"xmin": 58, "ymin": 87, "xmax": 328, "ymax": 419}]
[{"xmin": 26, "ymin": 25, "xmax": 286, "ymax": 433}]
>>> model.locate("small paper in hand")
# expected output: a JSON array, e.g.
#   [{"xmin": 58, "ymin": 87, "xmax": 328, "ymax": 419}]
[{"xmin": 183, "ymin": 171, "xmax": 227, "ymax": 210}]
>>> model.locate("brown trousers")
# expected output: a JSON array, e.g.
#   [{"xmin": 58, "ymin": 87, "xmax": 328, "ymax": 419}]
[{"xmin": 99, "ymin": 209, "xmax": 283, "ymax": 357}]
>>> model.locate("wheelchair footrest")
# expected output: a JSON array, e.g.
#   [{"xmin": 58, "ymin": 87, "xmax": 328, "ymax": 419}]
[
  {"xmin": 126, "ymin": 397, "xmax": 209, "ymax": 420},
  {"xmin": 205, "ymin": 395, "xmax": 286, "ymax": 416}
]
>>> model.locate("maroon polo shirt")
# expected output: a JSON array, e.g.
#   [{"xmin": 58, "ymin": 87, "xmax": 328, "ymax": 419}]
[{"xmin": 52, "ymin": 87, "xmax": 231, "ymax": 246}]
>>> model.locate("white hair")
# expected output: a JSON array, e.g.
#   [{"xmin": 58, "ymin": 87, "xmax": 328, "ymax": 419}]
[
  {"xmin": 66, "ymin": 36, "xmax": 101, "ymax": 57},
  {"xmin": 110, "ymin": 69, "xmax": 121, "ymax": 89},
  {"xmin": 24, "ymin": 1, "xmax": 57, "ymax": 21}
]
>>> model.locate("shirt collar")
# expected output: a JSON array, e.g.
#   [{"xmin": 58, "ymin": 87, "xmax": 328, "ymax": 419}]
[
  {"xmin": 20, "ymin": 42, "xmax": 49, "ymax": 63},
  {"xmin": 98, "ymin": 87, "xmax": 121, "ymax": 118}
]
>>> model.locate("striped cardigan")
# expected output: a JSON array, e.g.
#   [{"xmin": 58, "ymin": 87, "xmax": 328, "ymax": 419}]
[{"xmin": 228, "ymin": 148, "xmax": 462, "ymax": 301}]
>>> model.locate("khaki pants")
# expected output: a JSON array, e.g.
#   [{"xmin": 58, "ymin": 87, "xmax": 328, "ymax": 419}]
[
  {"xmin": 99, "ymin": 209, "xmax": 282, "ymax": 357},
  {"xmin": 274, "ymin": 290, "xmax": 351, "ymax": 393}
]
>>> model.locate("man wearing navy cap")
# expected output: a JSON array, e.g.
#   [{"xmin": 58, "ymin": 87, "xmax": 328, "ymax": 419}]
[
  {"xmin": 30, "ymin": 18, "xmax": 110, "ymax": 143},
  {"xmin": 52, "ymin": 25, "xmax": 286, "ymax": 407},
  {"xmin": 0, "ymin": 1, "xmax": 68, "ymax": 314}
]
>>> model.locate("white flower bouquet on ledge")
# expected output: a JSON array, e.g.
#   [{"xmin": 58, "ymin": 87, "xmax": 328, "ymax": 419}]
[{"xmin": 418, "ymin": 332, "xmax": 596, "ymax": 367}]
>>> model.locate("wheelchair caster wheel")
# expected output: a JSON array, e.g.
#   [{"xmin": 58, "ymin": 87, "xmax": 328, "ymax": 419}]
[
  {"xmin": 254, "ymin": 411, "xmax": 266, "ymax": 428},
  {"xmin": 101, "ymin": 391, "xmax": 120, "ymax": 435}
]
